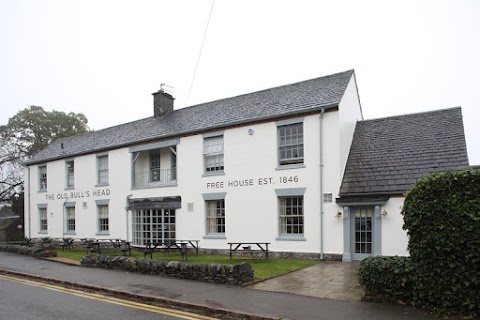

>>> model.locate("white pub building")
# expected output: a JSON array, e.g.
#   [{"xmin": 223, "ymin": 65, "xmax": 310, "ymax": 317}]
[{"xmin": 24, "ymin": 70, "xmax": 469, "ymax": 261}]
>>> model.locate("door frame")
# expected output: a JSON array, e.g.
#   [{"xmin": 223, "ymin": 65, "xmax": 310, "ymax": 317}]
[
  {"xmin": 342, "ymin": 204, "xmax": 383, "ymax": 262},
  {"xmin": 350, "ymin": 207, "xmax": 374, "ymax": 261}
]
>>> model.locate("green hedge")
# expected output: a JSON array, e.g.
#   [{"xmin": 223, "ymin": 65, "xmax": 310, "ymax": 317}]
[
  {"xmin": 359, "ymin": 256, "xmax": 413, "ymax": 302},
  {"xmin": 402, "ymin": 169, "xmax": 480, "ymax": 315},
  {"xmin": 360, "ymin": 169, "xmax": 480, "ymax": 316}
]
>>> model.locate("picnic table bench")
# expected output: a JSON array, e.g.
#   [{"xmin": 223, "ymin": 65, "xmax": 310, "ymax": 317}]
[
  {"xmin": 81, "ymin": 238, "xmax": 101, "ymax": 254},
  {"xmin": 142, "ymin": 240, "xmax": 199, "ymax": 260},
  {"xmin": 59, "ymin": 238, "xmax": 75, "ymax": 251},
  {"xmin": 228, "ymin": 242, "xmax": 271, "ymax": 259},
  {"xmin": 164, "ymin": 240, "xmax": 199, "ymax": 255},
  {"xmin": 143, "ymin": 242, "xmax": 160, "ymax": 259},
  {"xmin": 22, "ymin": 237, "xmax": 33, "ymax": 247},
  {"xmin": 109, "ymin": 239, "xmax": 131, "ymax": 256},
  {"xmin": 40, "ymin": 237, "xmax": 53, "ymax": 247}
]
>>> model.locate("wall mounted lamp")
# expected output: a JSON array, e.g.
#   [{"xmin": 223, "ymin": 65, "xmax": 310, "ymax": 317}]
[
  {"xmin": 381, "ymin": 210, "xmax": 388, "ymax": 216},
  {"xmin": 336, "ymin": 211, "xmax": 342, "ymax": 218}
]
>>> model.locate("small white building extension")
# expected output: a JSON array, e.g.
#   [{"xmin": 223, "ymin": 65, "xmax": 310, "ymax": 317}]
[{"xmin": 23, "ymin": 70, "xmax": 469, "ymax": 261}]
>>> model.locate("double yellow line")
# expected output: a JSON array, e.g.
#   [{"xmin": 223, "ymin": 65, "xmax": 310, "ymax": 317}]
[{"xmin": 0, "ymin": 274, "xmax": 218, "ymax": 320}]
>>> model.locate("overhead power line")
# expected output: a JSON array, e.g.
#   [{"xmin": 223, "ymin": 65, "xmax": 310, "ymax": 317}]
[{"xmin": 186, "ymin": 0, "xmax": 215, "ymax": 107}]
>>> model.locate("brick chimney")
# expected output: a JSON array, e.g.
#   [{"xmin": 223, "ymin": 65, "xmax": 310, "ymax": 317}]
[{"xmin": 152, "ymin": 89, "xmax": 174, "ymax": 118}]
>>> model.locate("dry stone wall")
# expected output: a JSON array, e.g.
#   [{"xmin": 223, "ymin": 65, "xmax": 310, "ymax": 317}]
[
  {"xmin": 81, "ymin": 254, "xmax": 254, "ymax": 285},
  {"xmin": 0, "ymin": 243, "xmax": 57, "ymax": 258}
]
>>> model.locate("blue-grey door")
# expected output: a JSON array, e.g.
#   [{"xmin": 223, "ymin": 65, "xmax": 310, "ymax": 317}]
[{"xmin": 351, "ymin": 207, "xmax": 373, "ymax": 261}]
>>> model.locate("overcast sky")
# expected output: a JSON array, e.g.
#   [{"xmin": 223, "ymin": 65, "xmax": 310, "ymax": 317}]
[{"xmin": 1, "ymin": 0, "xmax": 479, "ymax": 164}]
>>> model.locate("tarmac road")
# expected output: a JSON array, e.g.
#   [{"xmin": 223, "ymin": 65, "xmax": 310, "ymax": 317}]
[
  {"xmin": 0, "ymin": 251, "xmax": 437, "ymax": 320},
  {"xmin": 0, "ymin": 273, "xmax": 217, "ymax": 320}
]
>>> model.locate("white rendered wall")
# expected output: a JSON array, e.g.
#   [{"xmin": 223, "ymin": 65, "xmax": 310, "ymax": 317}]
[
  {"xmin": 25, "ymin": 112, "xmax": 347, "ymax": 255},
  {"xmin": 175, "ymin": 114, "xmax": 331, "ymax": 253},
  {"xmin": 338, "ymin": 74, "xmax": 363, "ymax": 181},
  {"xmin": 26, "ymin": 147, "xmax": 131, "ymax": 240},
  {"xmin": 25, "ymin": 101, "xmax": 369, "ymax": 257},
  {"xmin": 381, "ymin": 197, "xmax": 409, "ymax": 256},
  {"xmin": 321, "ymin": 111, "xmax": 345, "ymax": 255}
]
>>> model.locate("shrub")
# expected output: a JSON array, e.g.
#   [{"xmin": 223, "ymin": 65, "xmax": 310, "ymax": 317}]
[
  {"xmin": 359, "ymin": 256, "xmax": 414, "ymax": 302},
  {"xmin": 402, "ymin": 169, "xmax": 480, "ymax": 316}
]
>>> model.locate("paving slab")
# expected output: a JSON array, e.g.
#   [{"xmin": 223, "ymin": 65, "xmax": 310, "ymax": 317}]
[{"xmin": 249, "ymin": 260, "xmax": 364, "ymax": 301}]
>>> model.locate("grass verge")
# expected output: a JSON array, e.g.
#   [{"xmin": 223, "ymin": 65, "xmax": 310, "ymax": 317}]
[{"xmin": 56, "ymin": 248, "xmax": 318, "ymax": 280}]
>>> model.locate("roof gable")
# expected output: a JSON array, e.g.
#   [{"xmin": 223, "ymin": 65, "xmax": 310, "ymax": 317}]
[
  {"xmin": 339, "ymin": 107, "xmax": 470, "ymax": 197},
  {"xmin": 26, "ymin": 70, "xmax": 354, "ymax": 165}
]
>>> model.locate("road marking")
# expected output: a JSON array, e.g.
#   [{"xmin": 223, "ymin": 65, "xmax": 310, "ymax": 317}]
[{"xmin": 0, "ymin": 274, "xmax": 218, "ymax": 320}]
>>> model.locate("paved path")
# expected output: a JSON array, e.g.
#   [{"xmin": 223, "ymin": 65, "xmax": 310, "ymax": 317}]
[
  {"xmin": 250, "ymin": 261, "xmax": 363, "ymax": 301},
  {"xmin": 0, "ymin": 252, "xmax": 436, "ymax": 320}
]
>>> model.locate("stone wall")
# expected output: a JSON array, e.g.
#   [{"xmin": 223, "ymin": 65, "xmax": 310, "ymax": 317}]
[
  {"xmin": 0, "ymin": 243, "xmax": 57, "ymax": 258},
  {"xmin": 80, "ymin": 254, "xmax": 254, "ymax": 285}
]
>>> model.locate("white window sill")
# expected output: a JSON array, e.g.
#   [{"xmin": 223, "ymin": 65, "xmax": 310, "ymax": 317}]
[
  {"xmin": 202, "ymin": 171, "xmax": 225, "ymax": 177},
  {"xmin": 38, "ymin": 190, "xmax": 47, "ymax": 193},
  {"xmin": 65, "ymin": 187, "xmax": 75, "ymax": 191},
  {"xmin": 37, "ymin": 231, "xmax": 48, "ymax": 234},
  {"xmin": 96, "ymin": 232, "xmax": 110, "ymax": 236},
  {"xmin": 95, "ymin": 183, "xmax": 110, "ymax": 187},
  {"xmin": 276, "ymin": 236, "xmax": 306, "ymax": 241},
  {"xmin": 131, "ymin": 183, "xmax": 178, "ymax": 190},
  {"xmin": 276, "ymin": 164, "xmax": 305, "ymax": 171},
  {"xmin": 203, "ymin": 234, "xmax": 226, "ymax": 240},
  {"xmin": 64, "ymin": 232, "xmax": 76, "ymax": 235}
]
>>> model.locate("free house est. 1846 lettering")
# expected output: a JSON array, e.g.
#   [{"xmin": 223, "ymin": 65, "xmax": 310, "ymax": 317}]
[
  {"xmin": 45, "ymin": 188, "xmax": 111, "ymax": 201},
  {"xmin": 206, "ymin": 176, "xmax": 299, "ymax": 189}
]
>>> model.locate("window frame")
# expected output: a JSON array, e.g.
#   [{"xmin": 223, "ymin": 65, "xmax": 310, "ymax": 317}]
[
  {"xmin": 38, "ymin": 165, "xmax": 47, "ymax": 192},
  {"xmin": 279, "ymin": 196, "xmax": 304, "ymax": 236},
  {"xmin": 203, "ymin": 132, "xmax": 224, "ymax": 175},
  {"xmin": 202, "ymin": 192, "xmax": 227, "ymax": 239},
  {"xmin": 98, "ymin": 204, "xmax": 109, "ymax": 233},
  {"xmin": 97, "ymin": 154, "xmax": 109, "ymax": 186},
  {"xmin": 205, "ymin": 199, "xmax": 226, "ymax": 235},
  {"xmin": 38, "ymin": 204, "xmax": 48, "ymax": 233},
  {"xmin": 65, "ymin": 159, "xmax": 75, "ymax": 189},
  {"xmin": 149, "ymin": 150, "xmax": 161, "ymax": 182},
  {"xmin": 275, "ymin": 188, "xmax": 306, "ymax": 241},
  {"xmin": 276, "ymin": 118, "xmax": 305, "ymax": 168},
  {"xmin": 65, "ymin": 203, "xmax": 76, "ymax": 234},
  {"xmin": 131, "ymin": 208, "xmax": 176, "ymax": 246}
]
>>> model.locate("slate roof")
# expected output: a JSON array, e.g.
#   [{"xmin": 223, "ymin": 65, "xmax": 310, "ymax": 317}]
[
  {"xmin": 338, "ymin": 107, "xmax": 469, "ymax": 198},
  {"xmin": 26, "ymin": 70, "xmax": 354, "ymax": 165}
]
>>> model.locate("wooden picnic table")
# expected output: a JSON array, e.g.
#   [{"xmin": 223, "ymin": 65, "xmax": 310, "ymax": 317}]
[
  {"xmin": 228, "ymin": 242, "xmax": 271, "ymax": 259},
  {"xmin": 80, "ymin": 238, "xmax": 101, "ymax": 254},
  {"xmin": 163, "ymin": 241, "xmax": 190, "ymax": 260},
  {"xmin": 22, "ymin": 237, "xmax": 33, "ymax": 247},
  {"xmin": 40, "ymin": 237, "xmax": 52, "ymax": 246},
  {"xmin": 110, "ymin": 239, "xmax": 131, "ymax": 255},
  {"xmin": 141, "ymin": 240, "xmax": 199, "ymax": 260},
  {"xmin": 164, "ymin": 240, "xmax": 199, "ymax": 255},
  {"xmin": 59, "ymin": 238, "xmax": 74, "ymax": 251}
]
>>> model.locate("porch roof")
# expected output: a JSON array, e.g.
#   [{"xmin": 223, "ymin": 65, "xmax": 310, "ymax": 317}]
[
  {"xmin": 338, "ymin": 107, "xmax": 469, "ymax": 199},
  {"xmin": 127, "ymin": 196, "xmax": 182, "ymax": 210}
]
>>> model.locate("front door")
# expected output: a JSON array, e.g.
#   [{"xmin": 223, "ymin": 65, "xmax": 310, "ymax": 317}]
[{"xmin": 351, "ymin": 207, "xmax": 373, "ymax": 261}]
